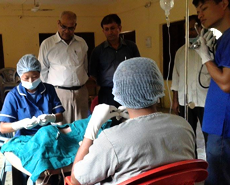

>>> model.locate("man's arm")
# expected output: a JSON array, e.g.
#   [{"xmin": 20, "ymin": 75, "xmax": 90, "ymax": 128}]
[
  {"xmin": 70, "ymin": 104, "xmax": 119, "ymax": 185},
  {"xmin": 89, "ymin": 47, "xmax": 100, "ymax": 83},
  {"xmin": 195, "ymin": 36, "xmax": 230, "ymax": 93},
  {"xmin": 172, "ymin": 91, "xmax": 180, "ymax": 115},
  {"xmin": 171, "ymin": 48, "xmax": 181, "ymax": 114},
  {"xmin": 71, "ymin": 138, "xmax": 93, "ymax": 185},
  {"xmin": 205, "ymin": 61, "xmax": 230, "ymax": 93},
  {"xmin": 38, "ymin": 42, "xmax": 49, "ymax": 82}
]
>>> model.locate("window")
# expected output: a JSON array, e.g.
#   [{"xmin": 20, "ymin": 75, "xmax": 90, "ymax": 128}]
[{"xmin": 162, "ymin": 20, "xmax": 185, "ymax": 80}]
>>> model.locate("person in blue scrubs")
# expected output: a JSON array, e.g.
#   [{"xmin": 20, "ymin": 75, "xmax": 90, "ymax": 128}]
[
  {"xmin": 0, "ymin": 54, "xmax": 65, "ymax": 137},
  {"xmin": 193, "ymin": 0, "xmax": 230, "ymax": 184}
]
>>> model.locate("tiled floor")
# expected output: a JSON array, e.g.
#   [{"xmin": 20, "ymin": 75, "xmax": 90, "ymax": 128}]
[{"xmin": 0, "ymin": 108, "xmax": 207, "ymax": 185}]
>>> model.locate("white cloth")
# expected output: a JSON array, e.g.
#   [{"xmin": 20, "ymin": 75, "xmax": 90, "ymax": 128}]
[
  {"xmin": 74, "ymin": 113, "xmax": 195, "ymax": 185},
  {"xmin": 38, "ymin": 32, "xmax": 88, "ymax": 87},
  {"xmin": 171, "ymin": 45, "xmax": 211, "ymax": 107}
]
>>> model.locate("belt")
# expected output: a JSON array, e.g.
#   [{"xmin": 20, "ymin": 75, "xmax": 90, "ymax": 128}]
[{"xmin": 55, "ymin": 85, "xmax": 84, "ymax": 90}]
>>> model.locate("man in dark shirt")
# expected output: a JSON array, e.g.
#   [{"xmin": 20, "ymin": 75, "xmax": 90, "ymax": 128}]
[{"xmin": 89, "ymin": 14, "xmax": 140, "ymax": 111}]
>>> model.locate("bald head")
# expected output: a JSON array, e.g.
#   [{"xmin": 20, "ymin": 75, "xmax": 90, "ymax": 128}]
[
  {"xmin": 60, "ymin": 11, "xmax": 77, "ymax": 21},
  {"xmin": 58, "ymin": 11, "xmax": 77, "ymax": 43}
]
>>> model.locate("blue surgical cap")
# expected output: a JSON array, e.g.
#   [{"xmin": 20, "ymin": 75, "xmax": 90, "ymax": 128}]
[
  {"xmin": 17, "ymin": 54, "xmax": 41, "ymax": 77},
  {"xmin": 112, "ymin": 57, "xmax": 165, "ymax": 109}
]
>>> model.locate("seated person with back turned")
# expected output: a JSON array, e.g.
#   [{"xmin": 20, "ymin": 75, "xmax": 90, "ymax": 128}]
[
  {"xmin": 70, "ymin": 57, "xmax": 196, "ymax": 185},
  {"xmin": 0, "ymin": 54, "xmax": 65, "ymax": 184}
]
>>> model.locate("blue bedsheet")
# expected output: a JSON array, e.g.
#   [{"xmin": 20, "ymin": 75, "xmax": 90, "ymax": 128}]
[{"xmin": 1, "ymin": 116, "xmax": 111, "ymax": 182}]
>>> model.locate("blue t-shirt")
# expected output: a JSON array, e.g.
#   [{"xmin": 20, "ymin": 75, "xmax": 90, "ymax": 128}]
[
  {"xmin": 202, "ymin": 28, "xmax": 230, "ymax": 137},
  {"xmin": 0, "ymin": 82, "xmax": 65, "ymax": 136}
]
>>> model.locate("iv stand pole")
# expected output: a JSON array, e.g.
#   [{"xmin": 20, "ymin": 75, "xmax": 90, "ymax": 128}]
[{"xmin": 184, "ymin": 0, "xmax": 189, "ymax": 121}]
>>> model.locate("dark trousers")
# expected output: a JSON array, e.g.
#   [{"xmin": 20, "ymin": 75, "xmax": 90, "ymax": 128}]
[
  {"xmin": 205, "ymin": 134, "xmax": 230, "ymax": 185},
  {"xmin": 98, "ymin": 87, "xmax": 121, "ymax": 127},
  {"xmin": 179, "ymin": 106, "xmax": 208, "ymax": 144}
]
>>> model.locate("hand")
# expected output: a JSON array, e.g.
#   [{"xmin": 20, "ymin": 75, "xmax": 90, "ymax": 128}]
[
  {"xmin": 37, "ymin": 114, "xmax": 56, "ymax": 126},
  {"xmin": 116, "ymin": 106, "xmax": 129, "ymax": 120},
  {"xmin": 195, "ymin": 36, "xmax": 214, "ymax": 64},
  {"xmin": 201, "ymin": 29, "xmax": 216, "ymax": 53},
  {"xmin": 172, "ymin": 101, "xmax": 180, "ymax": 115},
  {"xmin": 11, "ymin": 116, "xmax": 39, "ymax": 131},
  {"xmin": 84, "ymin": 104, "xmax": 119, "ymax": 140}
]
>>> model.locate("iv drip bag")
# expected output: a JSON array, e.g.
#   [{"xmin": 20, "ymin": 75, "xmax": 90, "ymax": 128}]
[{"xmin": 160, "ymin": 0, "xmax": 174, "ymax": 17}]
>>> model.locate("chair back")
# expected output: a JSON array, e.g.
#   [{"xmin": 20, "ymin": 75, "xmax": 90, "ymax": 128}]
[
  {"xmin": 0, "ymin": 68, "xmax": 19, "ymax": 103},
  {"xmin": 64, "ymin": 159, "xmax": 208, "ymax": 185},
  {"xmin": 118, "ymin": 159, "xmax": 208, "ymax": 185},
  {"xmin": 0, "ymin": 68, "xmax": 18, "ymax": 83}
]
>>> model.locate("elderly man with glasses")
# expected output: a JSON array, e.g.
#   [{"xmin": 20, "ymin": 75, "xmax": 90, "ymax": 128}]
[{"xmin": 38, "ymin": 11, "xmax": 89, "ymax": 124}]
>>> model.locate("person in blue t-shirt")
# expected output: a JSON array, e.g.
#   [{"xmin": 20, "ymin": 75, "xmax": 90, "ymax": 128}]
[
  {"xmin": 193, "ymin": 0, "xmax": 230, "ymax": 184},
  {"xmin": 0, "ymin": 54, "xmax": 65, "ymax": 137}
]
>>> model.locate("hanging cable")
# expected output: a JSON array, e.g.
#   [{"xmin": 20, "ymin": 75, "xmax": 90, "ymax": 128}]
[{"xmin": 166, "ymin": 27, "xmax": 172, "ymax": 114}]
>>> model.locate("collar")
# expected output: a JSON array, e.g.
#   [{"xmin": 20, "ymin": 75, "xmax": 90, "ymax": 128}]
[
  {"xmin": 103, "ymin": 37, "xmax": 127, "ymax": 48},
  {"xmin": 54, "ymin": 32, "xmax": 79, "ymax": 45},
  {"xmin": 17, "ymin": 82, "xmax": 46, "ymax": 96}
]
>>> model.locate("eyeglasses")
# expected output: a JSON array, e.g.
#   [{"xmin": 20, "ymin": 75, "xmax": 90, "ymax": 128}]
[{"xmin": 59, "ymin": 21, "xmax": 76, "ymax": 31}]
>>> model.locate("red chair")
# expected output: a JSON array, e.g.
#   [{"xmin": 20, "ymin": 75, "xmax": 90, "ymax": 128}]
[
  {"xmin": 118, "ymin": 159, "xmax": 208, "ymax": 185},
  {"xmin": 64, "ymin": 159, "xmax": 208, "ymax": 185},
  {"xmin": 90, "ymin": 96, "xmax": 98, "ymax": 113},
  {"xmin": 65, "ymin": 176, "xmax": 72, "ymax": 185}
]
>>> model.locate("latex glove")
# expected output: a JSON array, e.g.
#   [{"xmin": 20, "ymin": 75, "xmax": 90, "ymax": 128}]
[
  {"xmin": 201, "ymin": 29, "xmax": 216, "ymax": 52},
  {"xmin": 116, "ymin": 106, "xmax": 129, "ymax": 120},
  {"xmin": 37, "ymin": 114, "xmax": 56, "ymax": 126},
  {"xmin": 195, "ymin": 36, "xmax": 214, "ymax": 64},
  {"xmin": 84, "ymin": 104, "xmax": 119, "ymax": 140},
  {"xmin": 11, "ymin": 116, "xmax": 39, "ymax": 130}
]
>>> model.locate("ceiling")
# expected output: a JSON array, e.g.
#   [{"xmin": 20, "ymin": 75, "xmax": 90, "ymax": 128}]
[{"xmin": 0, "ymin": 0, "xmax": 118, "ymax": 5}]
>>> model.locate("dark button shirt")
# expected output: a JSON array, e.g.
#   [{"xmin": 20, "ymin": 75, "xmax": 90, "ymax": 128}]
[{"xmin": 89, "ymin": 38, "xmax": 140, "ymax": 87}]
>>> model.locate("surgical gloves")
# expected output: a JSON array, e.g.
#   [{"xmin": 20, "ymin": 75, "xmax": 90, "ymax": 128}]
[
  {"xmin": 37, "ymin": 114, "xmax": 56, "ymax": 126},
  {"xmin": 11, "ymin": 114, "xmax": 56, "ymax": 131},
  {"xmin": 84, "ymin": 104, "xmax": 119, "ymax": 140},
  {"xmin": 195, "ymin": 29, "xmax": 215, "ymax": 64},
  {"xmin": 116, "ymin": 106, "xmax": 129, "ymax": 121},
  {"xmin": 11, "ymin": 116, "xmax": 39, "ymax": 131},
  {"xmin": 201, "ymin": 29, "xmax": 216, "ymax": 51}
]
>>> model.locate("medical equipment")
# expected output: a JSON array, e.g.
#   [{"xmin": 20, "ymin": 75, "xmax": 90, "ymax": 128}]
[
  {"xmin": 190, "ymin": 24, "xmax": 209, "ymax": 50},
  {"xmin": 198, "ymin": 65, "xmax": 209, "ymax": 89},
  {"xmin": 160, "ymin": 0, "xmax": 174, "ymax": 113},
  {"xmin": 190, "ymin": 22, "xmax": 200, "ymax": 49},
  {"xmin": 160, "ymin": 0, "xmax": 174, "ymax": 27}
]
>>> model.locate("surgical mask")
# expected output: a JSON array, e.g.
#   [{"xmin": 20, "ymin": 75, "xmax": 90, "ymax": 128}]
[
  {"xmin": 189, "ymin": 37, "xmax": 198, "ymax": 44},
  {"xmin": 21, "ymin": 78, "xmax": 41, "ymax": 90}
]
